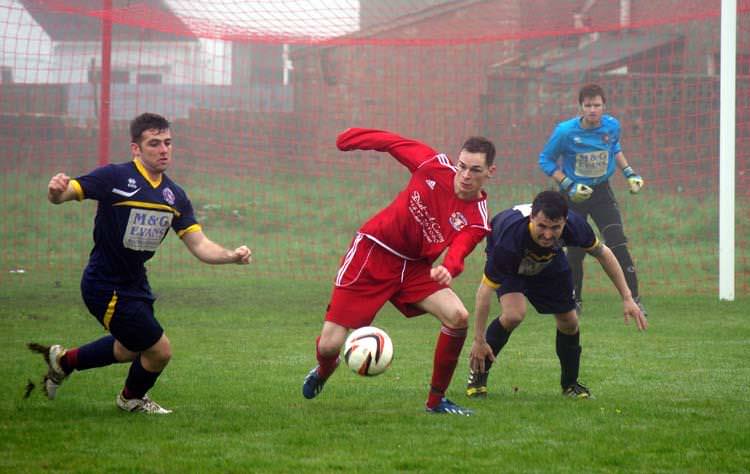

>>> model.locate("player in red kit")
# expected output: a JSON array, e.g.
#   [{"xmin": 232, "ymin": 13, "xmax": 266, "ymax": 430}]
[{"xmin": 303, "ymin": 128, "xmax": 496, "ymax": 415}]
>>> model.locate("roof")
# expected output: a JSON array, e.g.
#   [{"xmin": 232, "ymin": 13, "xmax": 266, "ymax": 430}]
[
  {"xmin": 18, "ymin": 0, "xmax": 196, "ymax": 42},
  {"xmin": 544, "ymin": 31, "xmax": 683, "ymax": 75},
  {"xmin": 290, "ymin": 0, "xmax": 487, "ymax": 58},
  {"xmin": 353, "ymin": 0, "xmax": 486, "ymax": 39}
]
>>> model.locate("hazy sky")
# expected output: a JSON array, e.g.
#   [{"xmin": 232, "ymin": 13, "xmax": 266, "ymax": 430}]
[
  {"xmin": 167, "ymin": 0, "xmax": 360, "ymax": 39},
  {"xmin": 0, "ymin": 0, "xmax": 54, "ymax": 81},
  {"xmin": 0, "ymin": 0, "xmax": 360, "ymax": 82}
]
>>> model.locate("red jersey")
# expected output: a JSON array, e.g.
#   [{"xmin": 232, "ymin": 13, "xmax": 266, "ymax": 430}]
[{"xmin": 336, "ymin": 128, "xmax": 490, "ymax": 277}]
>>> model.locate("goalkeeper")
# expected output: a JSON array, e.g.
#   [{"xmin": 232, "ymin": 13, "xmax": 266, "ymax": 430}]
[{"xmin": 538, "ymin": 83, "xmax": 646, "ymax": 316}]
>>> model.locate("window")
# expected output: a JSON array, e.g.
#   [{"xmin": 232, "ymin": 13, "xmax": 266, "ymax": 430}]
[
  {"xmin": 137, "ymin": 73, "xmax": 162, "ymax": 84},
  {"xmin": 1, "ymin": 66, "xmax": 12, "ymax": 83},
  {"xmin": 88, "ymin": 69, "xmax": 129, "ymax": 83}
]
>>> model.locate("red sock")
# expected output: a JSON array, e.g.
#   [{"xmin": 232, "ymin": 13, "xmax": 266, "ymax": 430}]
[
  {"xmin": 316, "ymin": 336, "xmax": 340, "ymax": 380},
  {"xmin": 426, "ymin": 326, "xmax": 467, "ymax": 409},
  {"xmin": 60, "ymin": 348, "xmax": 79, "ymax": 374}
]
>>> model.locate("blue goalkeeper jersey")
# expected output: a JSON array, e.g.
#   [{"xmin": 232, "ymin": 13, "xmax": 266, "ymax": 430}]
[
  {"xmin": 70, "ymin": 159, "xmax": 200, "ymax": 295},
  {"xmin": 483, "ymin": 204, "xmax": 598, "ymax": 283},
  {"xmin": 538, "ymin": 114, "xmax": 623, "ymax": 187}
]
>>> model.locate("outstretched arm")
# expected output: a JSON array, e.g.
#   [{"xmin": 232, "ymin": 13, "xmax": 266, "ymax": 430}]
[
  {"xmin": 468, "ymin": 279, "xmax": 497, "ymax": 373},
  {"xmin": 441, "ymin": 227, "xmax": 487, "ymax": 279},
  {"xmin": 336, "ymin": 128, "xmax": 438, "ymax": 172},
  {"xmin": 181, "ymin": 230, "xmax": 251, "ymax": 265},
  {"xmin": 430, "ymin": 227, "xmax": 488, "ymax": 285},
  {"xmin": 47, "ymin": 173, "xmax": 80, "ymax": 204},
  {"xmin": 588, "ymin": 243, "xmax": 648, "ymax": 331}
]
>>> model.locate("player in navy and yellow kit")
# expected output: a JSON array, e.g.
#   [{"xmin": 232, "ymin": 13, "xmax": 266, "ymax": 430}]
[
  {"xmin": 539, "ymin": 83, "xmax": 646, "ymax": 316},
  {"xmin": 28, "ymin": 113, "xmax": 251, "ymax": 414},
  {"xmin": 465, "ymin": 191, "xmax": 647, "ymax": 399}
]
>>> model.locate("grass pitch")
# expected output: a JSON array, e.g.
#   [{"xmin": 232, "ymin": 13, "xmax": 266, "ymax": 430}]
[{"xmin": 1, "ymin": 274, "xmax": 748, "ymax": 473}]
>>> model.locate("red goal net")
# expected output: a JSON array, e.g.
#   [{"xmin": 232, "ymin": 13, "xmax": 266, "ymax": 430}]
[{"xmin": 1, "ymin": 0, "xmax": 748, "ymax": 295}]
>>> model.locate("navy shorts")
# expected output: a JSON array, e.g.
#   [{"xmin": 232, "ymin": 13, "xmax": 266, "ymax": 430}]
[
  {"xmin": 81, "ymin": 279, "xmax": 163, "ymax": 352},
  {"xmin": 496, "ymin": 271, "xmax": 576, "ymax": 315}
]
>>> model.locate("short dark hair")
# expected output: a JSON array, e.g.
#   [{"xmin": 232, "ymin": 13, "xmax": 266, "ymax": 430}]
[
  {"xmin": 531, "ymin": 190, "xmax": 568, "ymax": 221},
  {"xmin": 578, "ymin": 83, "xmax": 606, "ymax": 105},
  {"xmin": 461, "ymin": 136, "xmax": 496, "ymax": 167},
  {"xmin": 130, "ymin": 112, "xmax": 170, "ymax": 144}
]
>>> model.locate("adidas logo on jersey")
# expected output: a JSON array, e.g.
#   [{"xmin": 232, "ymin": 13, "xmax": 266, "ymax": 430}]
[{"xmin": 425, "ymin": 179, "xmax": 436, "ymax": 190}]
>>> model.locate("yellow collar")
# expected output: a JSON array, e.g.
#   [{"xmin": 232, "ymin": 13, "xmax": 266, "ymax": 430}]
[{"xmin": 133, "ymin": 159, "xmax": 162, "ymax": 188}]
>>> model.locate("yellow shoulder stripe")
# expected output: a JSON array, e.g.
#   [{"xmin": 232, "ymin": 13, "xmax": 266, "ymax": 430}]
[{"xmin": 113, "ymin": 200, "xmax": 181, "ymax": 217}]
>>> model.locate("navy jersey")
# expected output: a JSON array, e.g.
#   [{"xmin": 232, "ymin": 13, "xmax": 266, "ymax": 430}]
[
  {"xmin": 71, "ymin": 159, "xmax": 200, "ymax": 293},
  {"xmin": 538, "ymin": 114, "xmax": 623, "ymax": 187},
  {"xmin": 483, "ymin": 204, "xmax": 598, "ymax": 285}
]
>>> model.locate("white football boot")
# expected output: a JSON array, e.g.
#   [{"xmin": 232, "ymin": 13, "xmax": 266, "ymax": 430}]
[
  {"xmin": 28, "ymin": 343, "xmax": 69, "ymax": 400},
  {"xmin": 116, "ymin": 393, "xmax": 172, "ymax": 414}
]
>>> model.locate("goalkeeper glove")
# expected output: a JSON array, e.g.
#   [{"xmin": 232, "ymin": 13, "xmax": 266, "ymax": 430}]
[
  {"xmin": 559, "ymin": 176, "xmax": 593, "ymax": 203},
  {"xmin": 622, "ymin": 166, "xmax": 644, "ymax": 194}
]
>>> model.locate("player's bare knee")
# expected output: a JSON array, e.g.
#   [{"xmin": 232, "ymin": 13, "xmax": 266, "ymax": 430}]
[
  {"xmin": 501, "ymin": 311, "xmax": 524, "ymax": 330},
  {"xmin": 555, "ymin": 312, "xmax": 579, "ymax": 334},
  {"xmin": 319, "ymin": 323, "xmax": 347, "ymax": 356},
  {"xmin": 317, "ymin": 337, "xmax": 343, "ymax": 357},
  {"xmin": 149, "ymin": 347, "xmax": 172, "ymax": 367},
  {"xmin": 143, "ymin": 335, "xmax": 172, "ymax": 368},
  {"xmin": 447, "ymin": 306, "xmax": 469, "ymax": 329},
  {"xmin": 160, "ymin": 346, "xmax": 173, "ymax": 364},
  {"xmin": 558, "ymin": 323, "xmax": 579, "ymax": 335},
  {"xmin": 113, "ymin": 340, "xmax": 138, "ymax": 362},
  {"xmin": 141, "ymin": 352, "xmax": 170, "ymax": 373}
]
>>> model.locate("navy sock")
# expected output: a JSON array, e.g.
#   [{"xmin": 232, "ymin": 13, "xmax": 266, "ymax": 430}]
[
  {"xmin": 556, "ymin": 330, "xmax": 581, "ymax": 388},
  {"xmin": 484, "ymin": 318, "xmax": 512, "ymax": 372},
  {"xmin": 123, "ymin": 356, "xmax": 161, "ymax": 400},
  {"xmin": 73, "ymin": 335, "xmax": 118, "ymax": 371}
]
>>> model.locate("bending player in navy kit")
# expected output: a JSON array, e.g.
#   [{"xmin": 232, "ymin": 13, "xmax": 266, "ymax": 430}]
[
  {"xmin": 28, "ymin": 113, "xmax": 251, "ymax": 414},
  {"xmin": 465, "ymin": 191, "xmax": 647, "ymax": 399},
  {"xmin": 539, "ymin": 83, "xmax": 645, "ymax": 316}
]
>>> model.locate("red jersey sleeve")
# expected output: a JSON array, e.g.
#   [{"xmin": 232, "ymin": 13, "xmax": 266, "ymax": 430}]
[
  {"xmin": 336, "ymin": 128, "xmax": 438, "ymax": 173},
  {"xmin": 441, "ymin": 226, "xmax": 488, "ymax": 278}
]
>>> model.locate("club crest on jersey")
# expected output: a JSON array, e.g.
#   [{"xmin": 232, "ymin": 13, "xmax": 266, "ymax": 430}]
[
  {"xmin": 127, "ymin": 178, "xmax": 137, "ymax": 189},
  {"xmin": 162, "ymin": 187, "xmax": 175, "ymax": 205},
  {"xmin": 448, "ymin": 211, "xmax": 468, "ymax": 231}
]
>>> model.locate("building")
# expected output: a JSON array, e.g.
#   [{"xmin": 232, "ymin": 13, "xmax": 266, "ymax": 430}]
[{"xmin": 17, "ymin": 0, "xmax": 203, "ymax": 85}]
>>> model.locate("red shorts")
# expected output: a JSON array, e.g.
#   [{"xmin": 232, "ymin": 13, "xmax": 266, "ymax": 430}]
[{"xmin": 325, "ymin": 234, "xmax": 447, "ymax": 329}]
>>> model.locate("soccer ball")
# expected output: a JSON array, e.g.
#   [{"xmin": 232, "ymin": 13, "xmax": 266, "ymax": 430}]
[{"xmin": 344, "ymin": 326, "xmax": 393, "ymax": 376}]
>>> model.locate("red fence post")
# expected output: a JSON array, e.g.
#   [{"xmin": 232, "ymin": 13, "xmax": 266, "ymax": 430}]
[{"xmin": 98, "ymin": 0, "xmax": 112, "ymax": 166}]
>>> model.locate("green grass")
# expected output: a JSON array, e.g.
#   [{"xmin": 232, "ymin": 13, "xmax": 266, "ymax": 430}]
[
  {"xmin": 2, "ymin": 274, "xmax": 748, "ymax": 473},
  {"xmin": 1, "ymin": 166, "xmax": 748, "ymax": 472}
]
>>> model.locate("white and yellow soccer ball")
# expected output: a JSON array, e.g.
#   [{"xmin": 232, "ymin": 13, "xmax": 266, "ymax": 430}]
[{"xmin": 344, "ymin": 326, "xmax": 393, "ymax": 376}]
